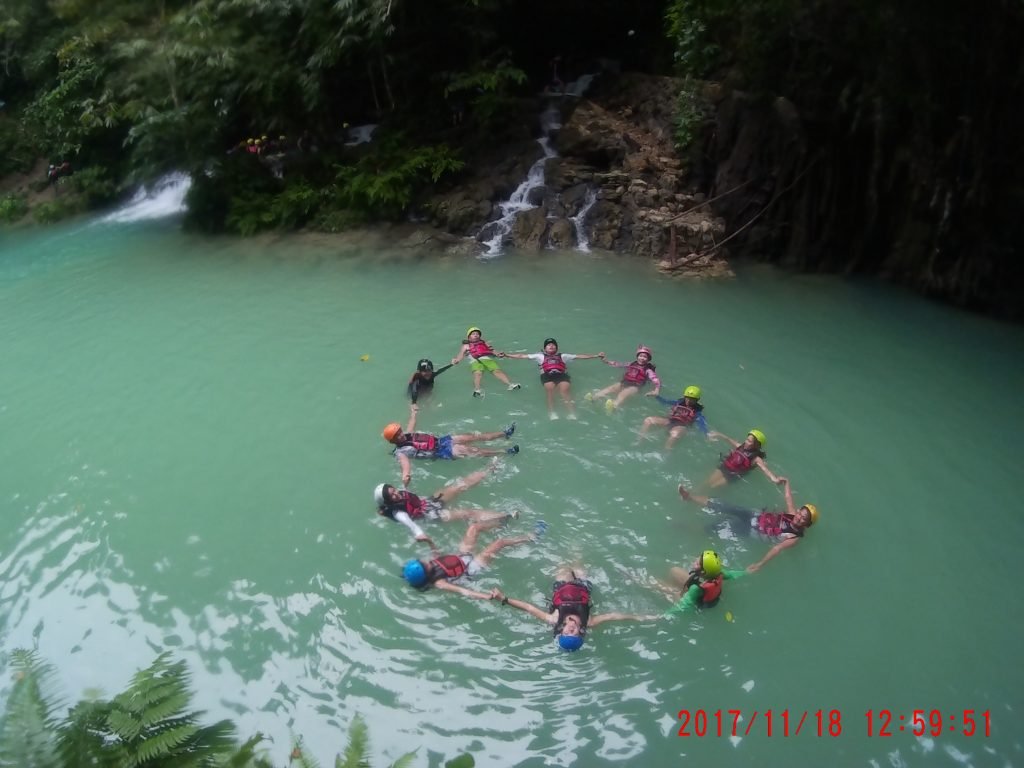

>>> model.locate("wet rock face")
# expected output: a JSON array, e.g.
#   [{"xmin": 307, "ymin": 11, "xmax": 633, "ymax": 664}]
[{"xmin": 421, "ymin": 72, "xmax": 728, "ymax": 274}]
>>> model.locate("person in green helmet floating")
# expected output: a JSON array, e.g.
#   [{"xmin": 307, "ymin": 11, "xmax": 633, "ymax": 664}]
[
  {"xmin": 635, "ymin": 384, "xmax": 709, "ymax": 450},
  {"xmin": 653, "ymin": 550, "xmax": 747, "ymax": 616},
  {"xmin": 701, "ymin": 428, "xmax": 779, "ymax": 488},
  {"xmin": 452, "ymin": 326, "xmax": 521, "ymax": 397},
  {"xmin": 489, "ymin": 564, "xmax": 659, "ymax": 652},
  {"xmin": 677, "ymin": 478, "xmax": 820, "ymax": 572}
]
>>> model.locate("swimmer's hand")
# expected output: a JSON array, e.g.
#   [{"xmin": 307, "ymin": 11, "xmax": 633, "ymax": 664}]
[
  {"xmin": 451, "ymin": 358, "xmax": 460, "ymax": 365},
  {"xmin": 402, "ymin": 473, "xmax": 412, "ymax": 486},
  {"xmin": 489, "ymin": 588, "xmax": 506, "ymax": 601},
  {"xmin": 598, "ymin": 352, "xmax": 606, "ymax": 359},
  {"xmin": 774, "ymin": 476, "xmax": 788, "ymax": 486},
  {"xmin": 747, "ymin": 563, "xmax": 762, "ymax": 573},
  {"xmin": 707, "ymin": 431, "xmax": 721, "ymax": 441},
  {"xmin": 410, "ymin": 403, "xmax": 418, "ymax": 412},
  {"xmin": 497, "ymin": 351, "xmax": 506, "ymax": 358},
  {"xmin": 644, "ymin": 391, "xmax": 657, "ymax": 397}
]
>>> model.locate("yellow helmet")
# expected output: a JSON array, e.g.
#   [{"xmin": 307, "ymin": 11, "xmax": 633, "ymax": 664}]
[
  {"xmin": 802, "ymin": 504, "xmax": 819, "ymax": 526},
  {"xmin": 683, "ymin": 385, "xmax": 702, "ymax": 400},
  {"xmin": 700, "ymin": 550, "xmax": 722, "ymax": 577},
  {"xmin": 382, "ymin": 423, "xmax": 402, "ymax": 441},
  {"xmin": 748, "ymin": 429, "xmax": 767, "ymax": 449},
  {"xmin": 466, "ymin": 326, "xmax": 482, "ymax": 337}
]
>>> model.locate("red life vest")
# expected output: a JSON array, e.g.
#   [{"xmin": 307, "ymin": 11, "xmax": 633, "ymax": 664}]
[
  {"xmin": 428, "ymin": 554, "xmax": 468, "ymax": 582},
  {"xmin": 668, "ymin": 402, "xmax": 701, "ymax": 425},
  {"xmin": 698, "ymin": 575, "xmax": 723, "ymax": 606},
  {"xmin": 756, "ymin": 511, "xmax": 803, "ymax": 539},
  {"xmin": 380, "ymin": 490, "xmax": 427, "ymax": 520},
  {"xmin": 622, "ymin": 361, "xmax": 654, "ymax": 385},
  {"xmin": 551, "ymin": 580, "xmax": 592, "ymax": 633},
  {"xmin": 401, "ymin": 432, "xmax": 438, "ymax": 453},
  {"xmin": 722, "ymin": 446, "xmax": 763, "ymax": 474},
  {"xmin": 541, "ymin": 353, "xmax": 567, "ymax": 374},
  {"xmin": 467, "ymin": 339, "xmax": 495, "ymax": 358}
]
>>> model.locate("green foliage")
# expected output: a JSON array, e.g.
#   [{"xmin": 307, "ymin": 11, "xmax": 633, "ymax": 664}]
[
  {"xmin": 441, "ymin": 53, "xmax": 528, "ymax": 127},
  {"xmin": 672, "ymin": 77, "xmax": 707, "ymax": 149},
  {"xmin": 32, "ymin": 197, "xmax": 81, "ymax": 223},
  {"xmin": 68, "ymin": 165, "xmax": 117, "ymax": 206},
  {"xmin": 333, "ymin": 136, "xmax": 464, "ymax": 218},
  {"xmin": 0, "ymin": 649, "xmax": 62, "ymax": 767},
  {"xmin": 0, "ymin": 117, "xmax": 38, "ymax": 176},
  {"xmin": 0, "ymin": 194, "xmax": 29, "ymax": 223},
  {"xmin": 665, "ymin": 0, "xmax": 720, "ymax": 77}
]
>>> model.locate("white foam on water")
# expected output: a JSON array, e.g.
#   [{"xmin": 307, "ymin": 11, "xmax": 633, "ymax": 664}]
[{"xmin": 99, "ymin": 172, "xmax": 191, "ymax": 223}]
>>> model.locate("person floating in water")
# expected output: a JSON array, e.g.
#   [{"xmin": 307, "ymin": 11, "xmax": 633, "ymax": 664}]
[
  {"xmin": 701, "ymin": 428, "xmax": 778, "ymax": 488},
  {"xmin": 650, "ymin": 550, "xmax": 746, "ymax": 616},
  {"xmin": 635, "ymin": 384, "xmax": 709, "ymax": 449},
  {"xmin": 400, "ymin": 520, "xmax": 545, "ymax": 599},
  {"xmin": 451, "ymin": 326, "xmax": 520, "ymax": 398},
  {"xmin": 586, "ymin": 345, "xmax": 661, "ymax": 412},
  {"xmin": 382, "ymin": 403, "xmax": 518, "ymax": 486},
  {"xmin": 490, "ymin": 564, "xmax": 658, "ymax": 651},
  {"xmin": 374, "ymin": 460, "xmax": 516, "ymax": 548},
  {"xmin": 500, "ymin": 338, "xmax": 605, "ymax": 419},
  {"xmin": 678, "ymin": 478, "xmax": 818, "ymax": 572},
  {"xmin": 407, "ymin": 358, "xmax": 454, "ymax": 404}
]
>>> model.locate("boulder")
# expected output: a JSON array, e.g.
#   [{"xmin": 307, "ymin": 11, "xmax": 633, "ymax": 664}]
[{"xmin": 510, "ymin": 207, "xmax": 548, "ymax": 250}]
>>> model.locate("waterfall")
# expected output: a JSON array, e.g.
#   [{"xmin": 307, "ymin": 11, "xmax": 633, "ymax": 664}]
[
  {"xmin": 480, "ymin": 105, "xmax": 561, "ymax": 259},
  {"xmin": 571, "ymin": 187, "xmax": 598, "ymax": 252},
  {"xmin": 98, "ymin": 172, "xmax": 191, "ymax": 224}
]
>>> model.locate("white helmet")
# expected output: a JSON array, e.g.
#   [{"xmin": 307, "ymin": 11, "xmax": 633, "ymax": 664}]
[{"xmin": 374, "ymin": 483, "xmax": 390, "ymax": 508}]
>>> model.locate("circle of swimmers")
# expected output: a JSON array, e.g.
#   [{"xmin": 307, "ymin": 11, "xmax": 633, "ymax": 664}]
[{"xmin": 375, "ymin": 326, "xmax": 820, "ymax": 652}]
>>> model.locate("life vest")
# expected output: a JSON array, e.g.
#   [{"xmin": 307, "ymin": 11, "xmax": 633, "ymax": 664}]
[
  {"xmin": 467, "ymin": 339, "xmax": 495, "ymax": 359},
  {"xmin": 381, "ymin": 490, "xmax": 427, "ymax": 520},
  {"xmin": 668, "ymin": 401, "xmax": 702, "ymax": 425},
  {"xmin": 399, "ymin": 432, "xmax": 438, "ymax": 453},
  {"xmin": 541, "ymin": 353, "xmax": 567, "ymax": 374},
  {"xmin": 698, "ymin": 575, "xmax": 723, "ymax": 606},
  {"xmin": 426, "ymin": 554, "xmax": 468, "ymax": 583},
  {"xmin": 622, "ymin": 361, "xmax": 654, "ymax": 386},
  {"xmin": 756, "ymin": 511, "xmax": 803, "ymax": 539},
  {"xmin": 551, "ymin": 580, "xmax": 592, "ymax": 634},
  {"xmin": 722, "ymin": 445, "xmax": 763, "ymax": 474}
]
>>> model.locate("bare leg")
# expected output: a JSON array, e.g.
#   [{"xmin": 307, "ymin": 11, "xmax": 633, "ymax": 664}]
[
  {"xmin": 554, "ymin": 564, "xmax": 586, "ymax": 582},
  {"xmin": 557, "ymin": 380, "xmax": 574, "ymax": 413},
  {"xmin": 455, "ymin": 445, "xmax": 513, "ymax": 458},
  {"xmin": 704, "ymin": 469, "xmax": 728, "ymax": 490},
  {"xmin": 473, "ymin": 369, "xmax": 483, "ymax": 392},
  {"xmin": 591, "ymin": 382, "xmax": 622, "ymax": 400},
  {"xmin": 446, "ymin": 508, "xmax": 512, "ymax": 527},
  {"xmin": 664, "ymin": 425, "xmax": 687, "ymax": 450},
  {"xmin": 475, "ymin": 534, "xmax": 532, "ymax": 567},
  {"xmin": 544, "ymin": 381, "xmax": 557, "ymax": 416},
  {"xmin": 434, "ymin": 462, "xmax": 497, "ymax": 504},
  {"xmin": 637, "ymin": 415, "xmax": 668, "ymax": 442},
  {"xmin": 614, "ymin": 386, "xmax": 640, "ymax": 407},
  {"xmin": 492, "ymin": 368, "xmax": 513, "ymax": 385},
  {"xmin": 452, "ymin": 430, "xmax": 506, "ymax": 444},
  {"xmin": 678, "ymin": 484, "xmax": 712, "ymax": 506},
  {"xmin": 457, "ymin": 522, "xmax": 486, "ymax": 553}
]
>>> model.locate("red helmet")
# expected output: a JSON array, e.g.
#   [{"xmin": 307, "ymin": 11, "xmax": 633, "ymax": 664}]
[{"xmin": 636, "ymin": 345, "xmax": 653, "ymax": 359}]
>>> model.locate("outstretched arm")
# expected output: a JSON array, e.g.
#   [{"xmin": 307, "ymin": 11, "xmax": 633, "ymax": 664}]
[
  {"xmin": 499, "ymin": 352, "xmax": 532, "ymax": 359},
  {"xmin": 432, "ymin": 363, "xmax": 454, "ymax": 377},
  {"xmin": 574, "ymin": 352, "xmax": 605, "ymax": 360},
  {"xmin": 778, "ymin": 476, "xmax": 797, "ymax": 515},
  {"xmin": 695, "ymin": 412, "xmax": 710, "ymax": 436},
  {"xmin": 452, "ymin": 343, "xmax": 469, "ymax": 365},
  {"xmin": 589, "ymin": 612, "xmax": 662, "ymax": 627},
  {"xmin": 405, "ymin": 403, "xmax": 419, "ymax": 433},
  {"xmin": 644, "ymin": 368, "xmax": 662, "ymax": 396},
  {"xmin": 408, "ymin": 376, "xmax": 421, "ymax": 404},
  {"xmin": 747, "ymin": 538, "xmax": 800, "ymax": 572},
  {"xmin": 492, "ymin": 591, "xmax": 554, "ymax": 623},
  {"xmin": 396, "ymin": 452, "xmax": 413, "ymax": 487},
  {"xmin": 754, "ymin": 457, "xmax": 780, "ymax": 484},
  {"xmin": 434, "ymin": 580, "xmax": 499, "ymax": 600},
  {"xmin": 708, "ymin": 431, "xmax": 739, "ymax": 448}
]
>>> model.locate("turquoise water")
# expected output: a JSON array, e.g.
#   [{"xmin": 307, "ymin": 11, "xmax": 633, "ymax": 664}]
[{"xmin": 1, "ymin": 215, "xmax": 1023, "ymax": 766}]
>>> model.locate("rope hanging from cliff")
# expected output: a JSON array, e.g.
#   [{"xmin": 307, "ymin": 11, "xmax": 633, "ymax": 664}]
[
  {"xmin": 694, "ymin": 155, "xmax": 821, "ymax": 258},
  {"xmin": 664, "ymin": 180, "xmax": 752, "ymax": 227}
]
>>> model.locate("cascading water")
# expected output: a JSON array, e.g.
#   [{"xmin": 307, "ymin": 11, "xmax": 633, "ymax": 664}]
[
  {"xmin": 571, "ymin": 187, "xmax": 598, "ymax": 253},
  {"xmin": 479, "ymin": 105, "xmax": 561, "ymax": 259},
  {"xmin": 98, "ymin": 172, "xmax": 191, "ymax": 224}
]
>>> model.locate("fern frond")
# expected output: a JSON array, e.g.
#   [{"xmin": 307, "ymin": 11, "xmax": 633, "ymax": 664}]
[
  {"xmin": 290, "ymin": 735, "xmax": 321, "ymax": 768},
  {"xmin": 444, "ymin": 755, "xmax": 475, "ymax": 768},
  {"xmin": 337, "ymin": 714, "xmax": 370, "ymax": 768},
  {"xmin": 387, "ymin": 750, "xmax": 418, "ymax": 768},
  {"xmin": 0, "ymin": 649, "xmax": 62, "ymax": 768},
  {"xmin": 131, "ymin": 721, "xmax": 199, "ymax": 765}
]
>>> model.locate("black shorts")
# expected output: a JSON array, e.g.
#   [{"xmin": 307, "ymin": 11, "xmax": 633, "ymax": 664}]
[{"xmin": 540, "ymin": 371, "xmax": 571, "ymax": 384}]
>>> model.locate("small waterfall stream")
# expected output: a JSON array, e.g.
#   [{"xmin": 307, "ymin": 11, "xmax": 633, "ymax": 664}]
[
  {"xmin": 480, "ymin": 105, "xmax": 561, "ymax": 259},
  {"xmin": 98, "ymin": 172, "xmax": 191, "ymax": 223},
  {"xmin": 570, "ymin": 187, "xmax": 598, "ymax": 252}
]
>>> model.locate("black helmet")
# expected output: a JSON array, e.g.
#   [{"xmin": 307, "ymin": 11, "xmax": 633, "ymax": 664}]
[
  {"xmin": 543, "ymin": 338, "xmax": 558, "ymax": 347},
  {"xmin": 417, "ymin": 358, "xmax": 434, "ymax": 371}
]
